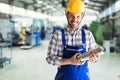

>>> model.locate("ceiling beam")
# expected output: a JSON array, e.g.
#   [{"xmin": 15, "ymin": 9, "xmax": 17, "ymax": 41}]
[
  {"xmin": 19, "ymin": 1, "xmax": 30, "ymax": 9},
  {"xmin": 85, "ymin": 6, "xmax": 101, "ymax": 12},
  {"xmin": 85, "ymin": 3, "xmax": 104, "ymax": 9},
  {"xmin": 88, "ymin": 0, "xmax": 108, "ymax": 5},
  {"xmin": 34, "ymin": 7, "xmax": 37, "ymax": 11},
  {"xmin": 8, "ymin": 0, "xmax": 15, "ymax": 5}
]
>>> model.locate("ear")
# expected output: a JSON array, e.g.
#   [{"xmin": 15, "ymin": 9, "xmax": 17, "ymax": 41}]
[
  {"xmin": 65, "ymin": 11, "xmax": 69, "ymax": 19},
  {"xmin": 81, "ymin": 12, "xmax": 85, "ymax": 19},
  {"xmin": 65, "ymin": 11, "xmax": 69, "ymax": 16}
]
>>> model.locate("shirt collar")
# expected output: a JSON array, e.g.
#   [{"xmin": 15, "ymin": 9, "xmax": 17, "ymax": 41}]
[{"xmin": 65, "ymin": 27, "xmax": 81, "ymax": 35}]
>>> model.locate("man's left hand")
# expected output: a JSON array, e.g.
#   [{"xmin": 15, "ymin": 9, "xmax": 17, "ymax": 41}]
[{"xmin": 89, "ymin": 50, "xmax": 100, "ymax": 62}]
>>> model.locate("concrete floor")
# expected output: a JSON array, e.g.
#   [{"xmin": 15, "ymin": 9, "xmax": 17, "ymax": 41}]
[{"xmin": 0, "ymin": 40, "xmax": 120, "ymax": 80}]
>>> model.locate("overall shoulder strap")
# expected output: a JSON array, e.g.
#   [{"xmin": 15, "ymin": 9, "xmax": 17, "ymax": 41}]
[
  {"xmin": 81, "ymin": 29, "xmax": 86, "ymax": 44},
  {"xmin": 61, "ymin": 29, "xmax": 86, "ymax": 45},
  {"xmin": 61, "ymin": 29, "xmax": 66, "ymax": 46}
]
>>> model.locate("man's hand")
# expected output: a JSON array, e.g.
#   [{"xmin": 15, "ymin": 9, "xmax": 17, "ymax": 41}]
[
  {"xmin": 88, "ymin": 50, "xmax": 100, "ymax": 62},
  {"xmin": 59, "ymin": 53, "xmax": 85, "ymax": 66},
  {"xmin": 69, "ymin": 53, "xmax": 85, "ymax": 65}
]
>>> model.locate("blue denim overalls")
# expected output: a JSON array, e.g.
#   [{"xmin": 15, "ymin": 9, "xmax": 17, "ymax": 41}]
[{"xmin": 55, "ymin": 29, "xmax": 89, "ymax": 80}]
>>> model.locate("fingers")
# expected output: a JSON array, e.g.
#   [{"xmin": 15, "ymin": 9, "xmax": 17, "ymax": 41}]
[
  {"xmin": 70, "ymin": 53, "xmax": 85, "ymax": 65},
  {"xmin": 75, "ymin": 53, "xmax": 85, "ymax": 65},
  {"xmin": 89, "ymin": 51, "xmax": 100, "ymax": 62},
  {"xmin": 76, "ymin": 61, "xmax": 85, "ymax": 65}
]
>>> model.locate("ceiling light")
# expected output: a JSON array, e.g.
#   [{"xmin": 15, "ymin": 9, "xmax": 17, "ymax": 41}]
[
  {"xmin": 46, "ymin": 5, "xmax": 53, "ymax": 8},
  {"xmin": 84, "ymin": 0, "xmax": 89, "ymax": 3},
  {"xmin": 37, "ymin": 1, "xmax": 43, "ymax": 4}
]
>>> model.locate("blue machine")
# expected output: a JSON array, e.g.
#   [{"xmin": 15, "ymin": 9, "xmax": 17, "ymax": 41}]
[
  {"xmin": 0, "ymin": 33, "xmax": 12, "ymax": 68},
  {"xmin": 34, "ymin": 32, "xmax": 41, "ymax": 46},
  {"xmin": 40, "ymin": 25, "xmax": 45, "ymax": 40}
]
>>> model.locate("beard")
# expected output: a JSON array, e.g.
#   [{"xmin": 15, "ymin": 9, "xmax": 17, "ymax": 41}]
[{"xmin": 68, "ymin": 20, "xmax": 81, "ymax": 30}]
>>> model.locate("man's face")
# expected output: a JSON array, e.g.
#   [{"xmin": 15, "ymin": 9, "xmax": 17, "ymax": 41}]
[{"xmin": 66, "ymin": 12, "xmax": 84, "ymax": 30}]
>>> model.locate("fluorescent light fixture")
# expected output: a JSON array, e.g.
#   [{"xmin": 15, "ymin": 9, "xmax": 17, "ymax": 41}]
[
  {"xmin": 12, "ymin": 6, "xmax": 26, "ymax": 16},
  {"xmin": 84, "ymin": 0, "xmax": 89, "ymax": 3},
  {"xmin": 0, "ymin": 3, "xmax": 11, "ymax": 14},
  {"xmin": 37, "ymin": 1, "xmax": 43, "ymax": 4},
  {"xmin": 46, "ymin": 5, "xmax": 52, "ymax": 8}
]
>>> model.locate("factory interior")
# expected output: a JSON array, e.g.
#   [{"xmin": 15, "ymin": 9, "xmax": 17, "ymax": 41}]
[{"xmin": 0, "ymin": 0, "xmax": 120, "ymax": 80}]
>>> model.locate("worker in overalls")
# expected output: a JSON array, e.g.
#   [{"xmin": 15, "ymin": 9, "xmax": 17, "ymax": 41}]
[{"xmin": 46, "ymin": 0, "xmax": 100, "ymax": 80}]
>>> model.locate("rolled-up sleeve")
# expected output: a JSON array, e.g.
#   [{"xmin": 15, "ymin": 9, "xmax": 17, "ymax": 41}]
[
  {"xmin": 88, "ymin": 31, "xmax": 97, "ymax": 50},
  {"xmin": 46, "ymin": 31, "xmax": 63, "ymax": 65}
]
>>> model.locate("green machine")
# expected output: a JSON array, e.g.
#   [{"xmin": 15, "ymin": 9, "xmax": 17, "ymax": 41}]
[{"xmin": 89, "ymin": 21, "xmax": 112, "ymax": 45}]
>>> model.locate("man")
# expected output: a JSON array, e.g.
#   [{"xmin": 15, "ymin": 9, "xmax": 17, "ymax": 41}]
[{"xmin": 46, "ymin": 0, "xmax": 100, "ymax": 80}]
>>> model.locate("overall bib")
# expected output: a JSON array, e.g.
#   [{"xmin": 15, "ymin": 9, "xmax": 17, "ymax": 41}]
[{"xmin": 55, "ymin": 29, "xmax": 90, "ymax": 80}]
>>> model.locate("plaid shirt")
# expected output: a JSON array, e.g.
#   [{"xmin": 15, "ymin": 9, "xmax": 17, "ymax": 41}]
[{"xmin": 46, "ymin": 27, "xmax": 97, "ymax": 65}]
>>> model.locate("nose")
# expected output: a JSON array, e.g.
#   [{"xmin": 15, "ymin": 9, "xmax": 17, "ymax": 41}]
[{"xmin": 72, "ymin": 16, "xmax": 78, "ymax": 21}]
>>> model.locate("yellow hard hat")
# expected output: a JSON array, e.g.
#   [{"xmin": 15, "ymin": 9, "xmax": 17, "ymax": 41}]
[{"xmin": 66, "ymin": 0, "xmax": 85, "ymax": 14}]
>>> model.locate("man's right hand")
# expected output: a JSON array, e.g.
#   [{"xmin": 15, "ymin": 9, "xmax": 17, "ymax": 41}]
[
  {"xmin": 69, "ymin": 53, "xmax": 85, "ymax": 65},
  {"xmin": 59, "ymin": 53, "xmax": 85, "ymax": 66}
]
